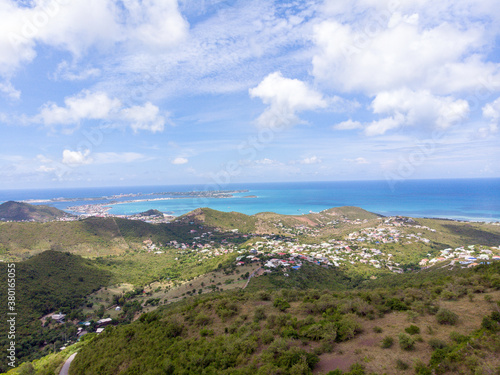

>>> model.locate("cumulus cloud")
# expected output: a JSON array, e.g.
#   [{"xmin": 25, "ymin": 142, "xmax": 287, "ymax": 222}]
[
  {"xmin": 62, "ymin": 149, "xmax": 147, "ymax": 166},
  {"xmin": 62, "ymin": 149, "xmax": 92, "ymax": 166},
  {"xmin": 121, "ymin": 102, "xmax": 166, "ymax": 133},
  {"xmin": 172, "ymin": 157, "xmax": 188, "ymax": 165},
  {"xmin": 300, "ymin": 156, "xmax": 322, "ymax": 164},
  {"xmin": 480, "ymin": 97, "xmax": 500, "ymax": 136},
  {"xmin": 38, "ymin": 90, "xmax": 121, "ymax": 125},
  {"xmin": 35, "ymin": 90, "xmax": 167, "ymax": 132},
  {"xmin": 0, "ymin": 0, "xmax": 187, "ymax": 90},
  {"xmin": 312, "ymin": 10, "xmax": 496, "ymax": 95},
  {"xmin": 249, "ymin": 72, "xmax": 327, "ymax": 128},
  {"xmin": 335, "ymin": 90, "xmax": 470, "ymax": 135}
]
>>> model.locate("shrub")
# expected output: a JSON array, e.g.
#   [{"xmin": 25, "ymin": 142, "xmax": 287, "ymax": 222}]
[
  {"xmin": 194, "ymin": 313, "xmax": 211, "ymax": 327},
  {"xmin": 199, "ymin": 328, "xmax": 214, "ymax": 337},
  {"xmin": 254, "ymin": 307, "xmax": 266, "ymax": 322},
  {"xmin": 414, "ymin": 361, "xmax": 432, "ymax": 375},
  {"xmin": 449, "ymin": 331, "xmax": 468, "ymax": 343},
  {"xmin": 405, "ymin": 325, "xmax": 420, "ymax": 335},
  {"xmin": 373, "ymin": 326, "xmax": 383, "ymax": 333},
  {"xmin": 436, "ymin": 308, "xmax": 458, "ymax": 325},
  {"xmin": 481, "ymin": 316, "xmax": 499, "ymax": 332},
  {"xmin": 396, "ymin": 359, "xmax": 409, "ymax": 370},
  {"xmin": 398, "ymin": 333, "xmax": 415, "ymax": 351},
  {"xmin": 336, "ymin": 314, "xmax": 362, "ymax": 342},
  {"xmin": 273, "ymin": 297, "xmax": 291, "ymax": 312},
  {"xmin": 381, "ymin": 336, "xmax": 394, "ymax": 348},
  {"xmin": 428, "ymin": 338, "xmax": 447, "ymax": 350}
]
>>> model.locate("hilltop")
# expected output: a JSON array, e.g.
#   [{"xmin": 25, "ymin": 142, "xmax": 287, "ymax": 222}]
[{"xmin": 0, "ymin": 201, "xmax": 72, "ymax": 222}]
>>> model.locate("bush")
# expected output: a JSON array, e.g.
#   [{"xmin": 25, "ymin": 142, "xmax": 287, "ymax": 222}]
[
  {"xmin": 405, "ymin": 325, "xmax": 420, "ymax": 335},
  {"xmin": 415, "ymin": 361, "xmax": 432, "ymax": 375},
  {"xmin": 373, "ymin": 326, "xmax": 383, "ymax": 333},
  {"xmin": 428, "ymin": 338, "xmax": 447, "ymax": 349},
  {"xmin": 436, "ymin": 308, "xmax": 458, "ymax": 325},
  {"xmin": 449, "ymin": 331, "xmax": 468, "ymax": 343},
  {"xmin": 199, "ymin": 328, "xmax": 214, "ymax": 337},
  {"xmin": 481, "ymin": 316, "xmax": 499, "ymax": 332},
  {"xmin": 398, "ymin": 333, "xmax": 415, "ymax": 351},
  {"xmin": 396, "ymin": 359, "xmax": 409, "ymax": 370},
  {"xmin": 254, "ymin": 307, "xmax": 266, "ymax": 322},
  {"xmin": 381, "ymin": 336, "xmax": 394, "ymax": 348},
  {"xmin": 273, "ymin": 297, "xmax": 291, "ymax": 312}
]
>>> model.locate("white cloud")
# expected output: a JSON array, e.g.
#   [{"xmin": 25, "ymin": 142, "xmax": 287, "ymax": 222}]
[
  {"xmin": 62, "ymin": 149, "xmax": 92, "ymax": 166},
  {"xmin": 312, "ymin": 12, "xmax": 497, "ymax": 95},
  {"xmin": 93, "ymin": 152, "xmax": 147, "ymax": 164},
  {"xmin": 35, "ymin": 90, "xmax": 167, "ymax": 132},
  {"xmin": 249, "ymin": 71, "xmax": 327, "ymax": 128},
  {"xmin": 255, "ymin": 158, "xmax": 278, "ymax": 165},
  {"xmin": 364, "ymin": 115, "xmax": 405, "ymax": 137},
  {"xmin": 480, "ymin": 97, "xmax": 500, "ymax": 136},
  {"xmin": 344, "ymin": 157, "xmax": 370, "ymax": 164},
  {"xmin": 62, "ymin": 150, "xmax": 147, "ymax": 166},
  {"xmin": 121, "ymin": 102, "xmax": 166, "ymax": 133},
  {"xmin": 53, "ymin": 61, "xmax": 101, "ymax": 81},
  {"xmin": 336, "ymin": 90, "xmax": 470, "ymax": 136},
  {"xmin": 0, "ymin": 0, "xmax": 187, "ymax": 82},
  {"xmin": 123, "ymin": 0, "xmax": 188, "ymax": 50},
  {"xmin": 334, "ymin": 119, "xmax": 363, "ymax": 130},
  {"xmin": 300, "ymin": 156, "xmax": 322, "ymax": 164},
  {"xmin": 483, "ymin": 97, "xmax": 500, "ymax": 123},
  {"xmin": 172, "ymin": 157, "xmax": 188, "ymax": 165},
  {"xmin": 38, "ymin": 90, "xmax": 121, "ymax": 125},
  {"xmin": 37, "ymin": 165, "xmax": 56, "ymax": 173},
  {"xmin": 0, "ymin": 81, "xmax": 20, "ymax": 99}
]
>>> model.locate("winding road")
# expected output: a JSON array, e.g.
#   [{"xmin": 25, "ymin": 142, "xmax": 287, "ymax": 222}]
[{"xmin": 59, "ymin": 353, "xmax": 77, "ymax": 375}]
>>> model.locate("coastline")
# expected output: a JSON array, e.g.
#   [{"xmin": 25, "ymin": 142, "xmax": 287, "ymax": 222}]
[{"xmin": 0, "ymin": 180, "xmax": 498, "ymax": 223}]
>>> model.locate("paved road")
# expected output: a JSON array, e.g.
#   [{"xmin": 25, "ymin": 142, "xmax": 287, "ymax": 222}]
[{"xmin": 59, "ymin": 353, "xmax": 77, "ymax": 375}]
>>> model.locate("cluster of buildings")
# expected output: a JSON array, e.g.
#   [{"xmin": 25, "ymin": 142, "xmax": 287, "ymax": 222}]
[{"xmin": 419, "ymin": 245, "xmax": 500, "ymax": 268}]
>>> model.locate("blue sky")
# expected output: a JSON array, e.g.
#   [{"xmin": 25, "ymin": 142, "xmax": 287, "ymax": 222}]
[{"xmin": 0, "ymin": 0, "xmax": 499, "ymax": 189}]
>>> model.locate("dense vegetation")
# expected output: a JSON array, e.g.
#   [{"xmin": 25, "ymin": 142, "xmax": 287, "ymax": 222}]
[
  {"xmin": 0, "ymin": 251, "xmax": 111, "ymax": 372},
  {"xmin": 67, "ymin": 262, "xmax": 500, "ymax": 375}
]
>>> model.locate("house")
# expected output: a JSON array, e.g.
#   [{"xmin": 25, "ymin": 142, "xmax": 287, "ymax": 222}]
[
  {"xmin": 51, "ymin": 313, "xmax": 66, "ymax": 323},
  {"xmin": 96, "ymin": 318, "xmax": 113, "ymax": 326}
]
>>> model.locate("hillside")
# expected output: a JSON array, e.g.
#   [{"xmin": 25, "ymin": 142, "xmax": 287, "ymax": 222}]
[
  {"xmin": 0, "ymin": 201, "xmax": 71, "ymax": 222},
  {"xmin": 64, "ymin": 262, "xmax": 500, "ymax": 375},
  {"xmin": 177, "ymin": 207, "xmax": 258, "ymax": 233},
  {"xmin": 0, "ymin": 251, "xmax": 111, "ymax": 371},
  {"xmin": 1, "ymin": 204, "xmax": 500, "ymax": 374}
]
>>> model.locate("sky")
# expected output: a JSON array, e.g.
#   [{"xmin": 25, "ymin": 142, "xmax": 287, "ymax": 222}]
[{"xmin": 0, "ymin": 0, "xmax": 499, "ymax": 190}]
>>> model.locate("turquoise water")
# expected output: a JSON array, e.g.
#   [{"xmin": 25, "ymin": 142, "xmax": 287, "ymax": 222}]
[
  {"xmin": 1, "ymin": 179, "xmax": 496, "ymax": 221},
  {"xmin": 103, "ymin": 179, "xmax": 500, "ymax": 221}
]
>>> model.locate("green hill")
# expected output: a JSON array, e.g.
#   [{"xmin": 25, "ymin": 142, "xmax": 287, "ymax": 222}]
[
  {"xmin": 0, "ymin": 251, "xmax": 112, "ymax": 371},
  {"xmin": 321, "ymin": 206, "xmax": 383, "ymax": 221},
  {"xmin": 65, "ymin": 262, "xmax": 500, "ymax": 375},
  {"xmin": 0, "ymin": 201, "xmax": 71, "ymax": 222},
  {"xmin": 178, "ymin": 207, "xmax": 258, "ymax": 233}
]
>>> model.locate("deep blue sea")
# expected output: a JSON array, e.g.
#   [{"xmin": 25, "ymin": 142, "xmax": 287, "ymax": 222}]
[{"xmin": 0, "ymin": 179, "xmax": 499, "ymax": 222}]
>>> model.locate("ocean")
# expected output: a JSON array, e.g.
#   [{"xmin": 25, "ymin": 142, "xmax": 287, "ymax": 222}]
[{"xmin": 0, "ymin": 178, "xmax": 499, "ymax": 222}]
